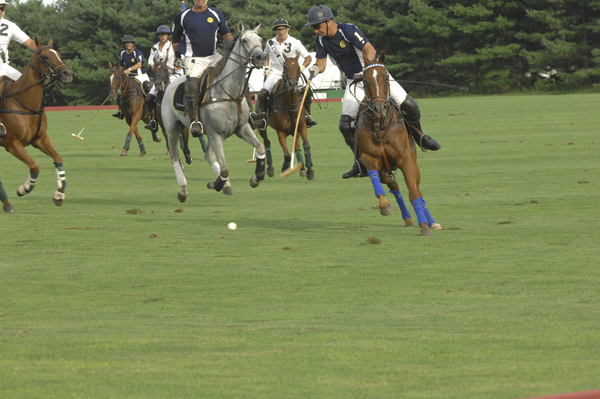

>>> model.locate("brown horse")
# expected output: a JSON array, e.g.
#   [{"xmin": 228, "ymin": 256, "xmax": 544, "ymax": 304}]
[
  {"xmin": 355, "ymin": 51, "xmax": 441, "ymax": 236},
  {"xmin": 257, "ymin": 54, "xmax": 314, "ymax": 179},
  {"xmin": 0, "ymin": 37, "xmax": 73, "ymax": 206},
  {"xmin": 108, "ymin": 62, "xmax": 155, "ymax": 156}
]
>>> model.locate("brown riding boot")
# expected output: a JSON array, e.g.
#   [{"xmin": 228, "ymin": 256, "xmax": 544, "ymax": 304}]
[{"xmin": 185, "ymin": 77, "xmax": 203, "ymax": 137}]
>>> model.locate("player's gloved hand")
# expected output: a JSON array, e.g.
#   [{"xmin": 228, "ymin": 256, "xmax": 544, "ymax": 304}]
[
  {"xmin": 353, "ymin": 72, "xmax": 363, "ymax": 81},
  {"xmin": 174, "ymin": 59, "xmax": 183, "ymax": 69},
  {"xmin": 263, "ymin": 66, "xmax": 271, "ymax": 77},
  {"xmin": 308, "ymin": 65, "xmax": 320, "ymax": 80}
]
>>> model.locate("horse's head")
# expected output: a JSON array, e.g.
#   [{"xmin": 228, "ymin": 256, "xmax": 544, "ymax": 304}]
[
  {"xmin": 282, "ymin": 54, "xmax": 301, "ymax": 92},
  {"xmin": 32, "ymin": 37, "xmax": 73, "ymax": 84},
  {"xmin": 362, "ymin": 51, "xmax": 389, "ymax": 120},
  {"xmin": 152, "ymin": 59, "xmax": 170, "ymax": 94},
  {"xmin": 236, "ymin": 21, "xmax": 265, "ymax": 69},
  {"xmin": 108, "ymin": 62, "xmax": 124, "ymax": 102}
]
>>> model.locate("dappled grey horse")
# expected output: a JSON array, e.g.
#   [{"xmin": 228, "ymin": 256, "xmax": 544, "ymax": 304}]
[{"xmin": 161, "ymin": 22, "xmax": 266, "ymax": 200}]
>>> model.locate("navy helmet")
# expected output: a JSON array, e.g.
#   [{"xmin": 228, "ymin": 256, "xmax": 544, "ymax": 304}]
[
  {"xmin": 304, "ymin": 5, "xmax": 333, "ymax": 27},
  {"xmin": 156, "ymin": 25, "xmax": 171, "ymax": 35},
  {"xmin": 122, "ymin": 35, "xmax": 136, "ymax": 44},
  {"xmin": 272, "ymin": 18, "xmax": 291, "ymax": 31}
]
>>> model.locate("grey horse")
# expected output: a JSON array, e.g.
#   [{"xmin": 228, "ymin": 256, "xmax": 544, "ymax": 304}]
[{"xmin": 161, "ymin": 22, "xmax": 266, "ymax": 201}]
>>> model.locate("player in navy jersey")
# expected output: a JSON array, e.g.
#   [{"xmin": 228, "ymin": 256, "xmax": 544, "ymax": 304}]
[
  {"xmin": 304, "ymin": 5, "xmax": 440, "ymax": 179},
  {"xmin": 172, "ymin": 0, "xmax": 233, "ymax": 136},
  {"xmin": 112, "ymin": 35, "xmax": 152, "ymax": 119}
]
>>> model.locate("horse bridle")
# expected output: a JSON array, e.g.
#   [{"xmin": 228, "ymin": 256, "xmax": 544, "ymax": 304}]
[{"xmin": 362, "ymin": 63, "xmax": 390, "ymax": 109}]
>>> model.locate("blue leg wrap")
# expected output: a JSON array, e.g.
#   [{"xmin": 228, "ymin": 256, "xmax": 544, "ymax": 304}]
[
  {"xmin": 54, "ymin": 162, "xmax": 67, "ymax": 190},
  {"xmin": 368, "ymin": 170, "xmax": 385, "ymax": 198},
  {"xmin": 411, "ymin": 197, "xmax": 428, "ymax": 226},
  {"xmin": 266, "ymin": 146, "xmax": 272, "ymax": 165},
  {"xmin": 124, "ymin": 134, "xmax": 132, "ymax": 150},
  {"xmin": 0, "ymin": 180, "xmax": 7, "ymax": 201},
  {"xmin": 420, "ymin": 197, "xmax": 436, "ymax": 226},
  {"xmin": 390, "ymin": 189, "xmax": 412, "ymax": 220}
]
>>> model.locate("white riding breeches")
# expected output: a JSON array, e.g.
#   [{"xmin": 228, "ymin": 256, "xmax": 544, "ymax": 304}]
[
  {"xmin": 342, "ymin": 76, "xmax": 408, "ymax": 118},
  {"xmin": 0, "ymin": 63, "xmax": 22, "ymax": 81},
  {"xmin": 133, "ymin": 73, "xmax": 150, "ymax": 85},
  {"xmin": 262, "ymin": 72, "xmax": 307, "ymax": 92},
  {"xmin": 185, "ymin": 53, "xmax": 223, "ymax": 78}
]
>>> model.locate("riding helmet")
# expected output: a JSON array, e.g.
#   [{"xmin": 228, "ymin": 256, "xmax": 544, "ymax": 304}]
[
  {"xmin": 122, "ymin": 35, "xmax": 136, "ymax": 44},
  {"xmin": 272, "ymin": 18, "xmax": 290, "ymax": 31},
  {"xmin": 156, "ymin": 25, "xmax": 172, "ymax": 35},
  {"xmin": 304, "ymin": 5, "xmax": 334, "ymax": 27}
]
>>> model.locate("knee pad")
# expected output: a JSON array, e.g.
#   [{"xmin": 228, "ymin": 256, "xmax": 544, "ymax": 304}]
[
  {"xmin": 257, "ymin": 88, "xmax": 270, "ymax": 109},
  {"xmin": 339, "ymin": 115, "xmax": 355, "ymax": 147},
  {"xmin": 142, "ymin": 80, "xmax": 153, "ymax": 94},
  {"xmin": 400, "ymin": 95, "xmax": 421, "ymax": 124}
]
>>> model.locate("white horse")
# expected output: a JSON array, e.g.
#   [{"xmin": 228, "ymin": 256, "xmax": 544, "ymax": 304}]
[{"xmin": 161, "ymin": 22, "xmax": 266, "ymax": 201}]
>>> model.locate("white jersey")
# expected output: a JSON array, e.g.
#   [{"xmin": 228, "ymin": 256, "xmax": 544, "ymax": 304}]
[
  {"xmin": 0, "ymin": 18, "xmax": 31, "ymax": 66},
  {"xmin": 264, "ymin": 35, "xmax": 309, "ymax": 75},
  {"xmin": 148, "ymin": 40, "xmax": 175, "ymax": 69}
]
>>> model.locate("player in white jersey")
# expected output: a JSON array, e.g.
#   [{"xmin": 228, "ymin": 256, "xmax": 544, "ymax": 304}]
[
  {"xmin": 256, "ymin": 18, "xmax": 316, "ymax": 127},
  {"xmin": 144, "ymin": 25, "xmax": 185, "ymax": 132},
  {"xmin": 0, "ymin": 0, "xmax": 38, "ymax": 140}
]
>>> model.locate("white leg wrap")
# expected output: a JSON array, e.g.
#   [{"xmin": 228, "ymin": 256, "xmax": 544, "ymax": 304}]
[
  {"xmin": 172, "ymin": 159, "xmax": 187, "ymax": 188},
  {"xmin": 211, "ymin": 161, "xmax": 220, "ymax": 176},
  {"xmin": 55, "ymin": 168, "xmax": 66, "ymax": 190},
  {"xmin": 53, "ymin": 190, "xmax": 65, "ymax": 201}
]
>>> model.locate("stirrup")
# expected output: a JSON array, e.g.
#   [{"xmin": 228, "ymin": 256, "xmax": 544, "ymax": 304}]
[
  {"xmin": 306, "ymin": 115, "xmax": 317, "ymax": 127},
  {"xmin": 144, "ymin": 119, "xmax": 158, "ymax": 132},
  {"xmin": 0, "ymin": 122, "xmax": 6, "ymax": 137},
  {"xmin": 190, "ymin": 121, "xmax": 203, "ymax": 137}
]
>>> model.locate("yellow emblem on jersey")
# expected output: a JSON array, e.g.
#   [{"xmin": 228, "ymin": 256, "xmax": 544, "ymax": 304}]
[
  {"xmin": 131, "ymin": 58, "xmax": 135, "ymax": 63},
  {"xmin": 340, "ymin": 40, "xmax": 346, "ymax": 49},
  {"xmin": 207, "ymin": 17, "xmax": 214, "ymax": 23}
]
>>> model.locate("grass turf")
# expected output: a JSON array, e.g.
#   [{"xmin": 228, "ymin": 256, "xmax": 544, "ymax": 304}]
[{"xmin": 1, "ymin": 93, "xmax": 599, "ymax": 398}]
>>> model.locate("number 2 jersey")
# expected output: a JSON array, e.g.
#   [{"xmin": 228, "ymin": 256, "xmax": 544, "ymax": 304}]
[
  {"xmin": 0, "ymin": 18, "xmax": 31, "ymax": 65},
  {"xmin": 314, "ymin": 22, "xmax": 369, "ymax": 79}
]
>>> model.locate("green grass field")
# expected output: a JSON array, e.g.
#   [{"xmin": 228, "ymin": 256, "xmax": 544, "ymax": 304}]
[{"xmin": 1, "ymin": 93, "xmax": 599, "ymax": 398}]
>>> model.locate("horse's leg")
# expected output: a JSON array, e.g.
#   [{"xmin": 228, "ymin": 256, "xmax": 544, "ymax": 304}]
[
  {"xmin": 180, "ymin": 128, "xmax": 192, "ymax": 165},
  {"xmin": 277, "ymin": 130, "xmax": 291, "ymax": 173},
  {"xmin": 234, "ymin": 124, "xmax": 266, "ymax": 188},
  {"xmin": 258, "ymin": 127, "xmax": 274, "ymax": 177},
  {"xmin": 121, "ymin": 114, "xmax": 133, "ymax": 156},
  {"xmin": 292, "ymin": 128, "xmax": 306, "ymax": 177},
  {"xmin": 382, "ymin": 174, "xmax": 413, "ymax": 226},
  {"xmin": 300, "ymin": 126, "xmax": 314, "ymax": 180},
  {"xmin": 0, "ymin": 180, "xmax": 14, "ymax": 212},
  {"xmin": 204, "ymin": 134, "xmax": 231, "ymax": 193},
  {"xmin": 167, "ymin": 123, "xmax": 188, "ymax": 202},
  {"xmin": 132, "ymin": 123, "xmax": 146, "ymax": 157},
  {"xmin": 4, "ymin": 140, "xmax": 40, "ymax": 198},
  {"xmin": 32, "ymin": 134, "xmax": 66, "ymax": 206},
  {"xmin": 398, "ymin": 155, "xmax": 434, "ymax": 236},
  {"xmin": 410, "ymin": 148, "xmax": 441, "ymax": 230},
  {"xmin": 356, "ymin": 135, "xmax": 392, "ymax": 216}
]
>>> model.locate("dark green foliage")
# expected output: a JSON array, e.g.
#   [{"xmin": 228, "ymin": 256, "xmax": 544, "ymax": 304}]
[{"xmin": 6, "ymin": 0, "xmax": 600, "ymax": 103}]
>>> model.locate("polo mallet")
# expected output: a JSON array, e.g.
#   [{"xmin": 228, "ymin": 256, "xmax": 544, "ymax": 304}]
[
  {"xmin": 281, "ymin": 79, "xmax": 311, "ymax": 178},
  {"xmin": 247, "ymin": 147, "xmax": 257, "ymax": 163},
  {"xmin": 72, "ymin": 94, "xmax": 111, "ymax": 140}
]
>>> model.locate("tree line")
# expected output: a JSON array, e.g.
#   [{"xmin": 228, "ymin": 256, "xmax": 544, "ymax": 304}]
[{"xmin": 7, "ymin": 0, "xmax": 600, "ymax": 105}]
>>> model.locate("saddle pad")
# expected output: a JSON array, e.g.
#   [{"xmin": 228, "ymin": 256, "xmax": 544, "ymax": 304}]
[{"xmin": 172, "ymin": 81, "xmax": 186, "ymax": 113}]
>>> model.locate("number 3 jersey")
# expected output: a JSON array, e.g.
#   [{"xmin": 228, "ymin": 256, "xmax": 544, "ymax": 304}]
[
  {"xmin": 0, "ymin": 18, "xmax": 31, "ymax": 65},
  {"xmin": 264, "ymin": 35, "xmax": 310, "ymax": 75}
]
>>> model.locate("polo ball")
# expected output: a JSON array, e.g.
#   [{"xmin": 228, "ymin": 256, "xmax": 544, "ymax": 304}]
[{"xmin": 227, "ymin": 222, "xmax": 237, "ymax": 231}]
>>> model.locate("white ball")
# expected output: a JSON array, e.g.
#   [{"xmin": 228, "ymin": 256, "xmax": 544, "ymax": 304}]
[{"xmin": 227, "ymin": 222, "xmax": 237, "ymax": 231}]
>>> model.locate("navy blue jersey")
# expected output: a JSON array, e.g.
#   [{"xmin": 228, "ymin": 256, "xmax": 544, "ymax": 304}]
[
  {"xmin": 173, "ymin": 7, "xmax": 230, "ymax": 57},
  {"xmin": 315, "ymin": 23, "xmax": 368, "ymax": 79},
  {"xmin": 119, "ymin": 48, "xmax": 146, "ymax": 75}
]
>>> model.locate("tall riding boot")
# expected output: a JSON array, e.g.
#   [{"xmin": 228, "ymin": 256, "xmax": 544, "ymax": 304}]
[
  {"xmin": 144, "ymin": 93, "xmax": 158, "ymax": 133},
  {"xmin": 339, "ymin": 115, "xmax": 366, "ymax": 179},
  {"xmin": 112, "ymin": 96, "xmax": 124, "ymax": 119},
  {"xmin": 303, "ymin": 88, "xmax": 317, "ymax": 127},
  {"xmin": 185, "ymin": 77, "xmax": 203, "ymax": 137},
  {"xmin": 400, "ymin": 95, "xmax": 441, "ymax": 151},
  {"xmin": 252, "ymin": 88, "xmax": 269, "ymax": 130}
]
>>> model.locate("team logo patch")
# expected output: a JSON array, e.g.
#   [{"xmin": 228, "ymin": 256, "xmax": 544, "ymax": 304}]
[
  {"xmin": 207, "ymin": 17, "xmax": 214, "ymax": 23},
  {"xmin": 131, "ymin": 58, "xmax": 135, "ymax": 63},
  {"xmin": 340, "ymin": 40, "xmax": 346, "ymax": 48}
]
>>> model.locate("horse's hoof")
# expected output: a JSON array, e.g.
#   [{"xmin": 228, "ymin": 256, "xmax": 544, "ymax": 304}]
[
  {"xmin": 120, "ymin": 149, "xmax": 128, "ymax": 156},
  {"xmin": 53, "ymin": 190, "xmax": 65, "ymax": 206},
  {"xmin": 207, "ymin": 180, "xmax": 215, "ymax": 190},
  {"xmin": 420, "ymin": 223, "xmax": 434, "ymax": 236},
  {"xmin": 139, "ymin": 153, "xmax": 145, "ymax": 157},
  {"xmin": 404, "ymin": 218, "xmax": 415, "ymax": 227},
  {"xmin": 299, "ymin": 168, "xmax": 307, "ymax": 178},
  {"xmin": 184, "ymin": 153, "xmax": 193, "ymax": 165},
  {"xmin": 17, "ymin": 184, "xmax": 27, "ymax": 197},
  {"xmin": 3, "ymin": 204, "xmax": 14, "ymax": 213},
  {"xmin": 166, "ymin": 150, "xmax": 170, "ymax": 155},
  {"xmin": 156, "ymin": 137, "xmax": 162, "ymax": 143},
  {"xmin": 379, "ymin": 203, "xmax": 394, "ymax": 216},
  {"xmin": 223, "ymin": 186, "xmax": 233, "ymax": 195},
  {"xmin": 306, "ymin": 169, "xmax": 315, "ymax": 180},
  {"xmin": 249, "ymin": 176, "xmax": 260, "ymax": 188},
  {"xmin": 431, "ymin": 223, "xmax": 442, "ymax": 230},
  {"xmin": 267, "ymin": 165, "xmax": 274, "ymax": 177},
  {"xmin": 177, "ymin": 186, "xmax": 188, "ymax": 203}
]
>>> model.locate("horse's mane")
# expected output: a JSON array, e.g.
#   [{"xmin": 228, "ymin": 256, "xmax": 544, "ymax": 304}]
[{"xmin": 207, "ymin": 30, "xmax": 245, "ymax": 81}]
